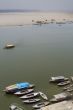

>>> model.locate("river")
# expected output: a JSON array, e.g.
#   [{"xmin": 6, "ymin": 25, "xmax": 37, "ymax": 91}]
[{"xmin": 0, "ymin": 23, "xmax": 73, "ymax": 110}]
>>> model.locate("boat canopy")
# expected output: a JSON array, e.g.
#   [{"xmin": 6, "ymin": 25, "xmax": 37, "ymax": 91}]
[{"xmin": 16, "ymin": 82, "xmax": 30, "ymax": 89}]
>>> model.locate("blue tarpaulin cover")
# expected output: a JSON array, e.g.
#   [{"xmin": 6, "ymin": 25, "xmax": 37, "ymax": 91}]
[{"xmin": 16, "ymin": 82, "xmax": 30, "ymax": 89}]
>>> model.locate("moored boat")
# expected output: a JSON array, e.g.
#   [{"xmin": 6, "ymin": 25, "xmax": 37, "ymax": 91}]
[
  {"xmin": 63, "ymin": 84, "xmax": 73, "ymax": 91},
  {"xmin": 71, "ymin": 76, "xmax": 73, "ymax": 81},
  {"xmin": 49, "ymin": 76, "xmax": 69, "ymax": 83},
  {"xmin": 22, "ymin": 98, "xmax": 41, "ymax": 104},
  {"xmin": 50, "ymin": 92, "xmax": 73, "ymax": 103},
  {"xmin": 14, "ymin": 88, "xmax": 34, "ymax": 96},
  {"xmin": 4, "ymin": 44, "xmax": 15, "ymax": 49},
  {"xmin": 57, "ymin": 81, "xmax": 70, "ymax": 86},
  {"xmin": 3, "ymin": 82, "xmax": 34, "ymax": 93},
  {"xmin": 39, "ymin": 92, "xmax": 48, "ymax": 100},
  {"xmin": 20, "ymin": 92, "xmax": 39, "ymax": 99},
  {"xmin": 9, "ymin": 104, "xmax": 23, "ymax": 110},
  {"xmin": 32, "ymin": 101, "xmax": 49, "ymax": 109},
  {"xmin": 67, "ymin": 88, "xmax": 73, "ymax": 92}
]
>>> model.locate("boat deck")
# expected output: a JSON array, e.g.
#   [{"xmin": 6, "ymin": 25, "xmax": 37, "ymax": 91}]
[{"xmin": 41, "ymin": 100, "xmax": 73, "ymax": 110}]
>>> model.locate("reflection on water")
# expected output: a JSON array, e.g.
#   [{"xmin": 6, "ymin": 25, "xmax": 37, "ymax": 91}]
[{"xmin": 0, "ymin": 24, "xmax": 73, "ymax": 110}]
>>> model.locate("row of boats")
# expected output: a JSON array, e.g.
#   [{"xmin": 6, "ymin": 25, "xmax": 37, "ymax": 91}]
[
  {"xmin": 49, "ymin": 76, "xmax": 73, "ymax": 86},
  {"xmin": 4, "ymin": 76, "xmax": 73, "ymax": 110},
  {"xmin": 4, "ymin": 76, "xmax": 73, "ymax": 94},
  {"xmin": 49, "ymin": 76, "xmax": 73, "ymax": 103},
  {"xmin": 3, "ymin": 82, "xmax": 49, "ymax": 110}
]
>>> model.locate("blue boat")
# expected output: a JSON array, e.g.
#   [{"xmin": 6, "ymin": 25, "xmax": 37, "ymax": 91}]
[{"xmin": 3, "ymin": 82, "xmax": 34, "ymax": 93}]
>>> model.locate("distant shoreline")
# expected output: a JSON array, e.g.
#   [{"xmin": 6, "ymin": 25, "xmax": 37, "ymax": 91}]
[
  {"xmin": 0, "ymin": 12, "xmax": 73, "ymax": 26},
  {"xmin": 0, "ymin": 9, "xmax": 73, "ymax": 13}
]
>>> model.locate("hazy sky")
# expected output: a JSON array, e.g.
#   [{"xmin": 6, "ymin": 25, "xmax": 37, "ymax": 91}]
[{"xmin": 0, "ymin": 0, "xmax": 73, "ymax": 11}]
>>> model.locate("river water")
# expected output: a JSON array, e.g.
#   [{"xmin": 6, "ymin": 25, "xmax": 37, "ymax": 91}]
[{"xmin": 0, "ymin": 23, "xmax": 73, "ymax": 110}]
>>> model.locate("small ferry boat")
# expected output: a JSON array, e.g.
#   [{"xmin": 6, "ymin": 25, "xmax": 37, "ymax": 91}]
[
  {"xmin": 5, "ymin": 44, "xmax": 15, "ymax": 49},
  {"xmin": 22, "ymin": 98, "xmax": 40, "ymax": 104},
  {"xmin": 49, "ymin": 76, "xmax": 69, "ymax": 83},
  {"xmin": 39, "ymin": 92, "xmax": 48, "ymax": 100},
  {"xmin": 32, "ymin": 101, "xmax": 49, "ymax": 109},
  {"xmin": 9, "ymin": 104, "xmax": 23, "ymax": 110},
  {"xmin": 14, "ymin": 88, "xmax": 34, "ymax": 96},
  {"xmin": 20, "ymin": 92, "xmax": 39, "ymax": 99},
  {"xmin": 3, "ymin": 82, "xmax": 34, "ymax": 93},
  {"xmin": 50, "ymin": 92, "xmax": 72, "ymax": 103}
]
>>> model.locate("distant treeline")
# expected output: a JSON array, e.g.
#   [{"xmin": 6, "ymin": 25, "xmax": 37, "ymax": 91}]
[{"xmin": 0, "ymin": 9, "xmax": 40, "ymax": 13}]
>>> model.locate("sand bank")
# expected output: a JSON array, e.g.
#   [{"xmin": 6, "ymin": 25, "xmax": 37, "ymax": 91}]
[
  {"xmin": 0, "ymin": 12, "xmax": 73, "ymax": 26},
  {"xmin": 41, "ymin": 101, "xmax": 73, "ymax": 110}
]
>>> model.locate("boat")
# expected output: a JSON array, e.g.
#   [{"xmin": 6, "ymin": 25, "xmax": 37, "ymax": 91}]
[
  {"xmin": 20, "ymin": 92, "xmax": 39, "ymax": 99},
  {"xmin": 67, "ymin": 88, "xmax": 73, "ymax": 92},
  {"xmin": 57, "ymin": 81, "xmax": 70, "ymax": 86},
  {"xmin": 71, "ymin": 76, "xmax": 73, "ymax": 81},
  {"xmin": 22, "ymin": 98, "xmax": 41, "ymax": 104},
  {"xmin": 14, "ymin": 88, "xmax": 34, "ymax": 96},
  {"xmin": 50, "ymin": 98, "xmax": 59, "ymax": 103},
  {"xmin": 3, "ymin": 82, "xmax": 34, "ymax": 93},
  {"xmin": 9, "ymin": 104, "xmax": 23, "ymax": 110},
  {"xmin": 49, "ymin": 76, "xmax": 69, "ymax": 83},
  {"xmin": 63, "ymin": 84, "xmax": 73, "ymax": 91},
  {"xmin": 4, "ymin": 44, "xmax": 15, "ymax": 49},
  {"xmin": 39, "ymin": 92, "xmax": 48, "ymax": 100},
  {"xmin": 32, "ymin": 101, "xmax": 49, "ymax": 109},
  {"xmin": 50, "ymin": 92, "xmax": 73, "ymax": 103}
]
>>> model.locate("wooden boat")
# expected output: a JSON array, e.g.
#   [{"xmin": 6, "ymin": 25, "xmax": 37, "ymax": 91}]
[
  {"xmin": 20, "ymin": 92, "xmax": 39, "ymax": 99},
  {"xmin": 5, "ymin": 44, "xmax": 15, "ymax": 49},
  {"xmin": 63, "ymin": 84, "xmax": 73, "ymax": 91},
  {"xmin": 67, "ymin": 88, "xmax": 73, "ymax": 92},
  {"xmin": 22, "ymin": 98, "xmax": 41, "ymax": 104},
  {"xmin": 32, "ymin": 101, "xmax": 49, "ymax": 109},
  {"xmin": 14, "ymin": 88, "xmax": 34, "ymax": 96},
  {"xmin": 9, "ymin": 104, "xmax": 23, "ymax": 110},
  {"xmin": 39, "ymin": 92, "xmax": 48, "ymax": 100},
  {"xmin": 50, "ymin": 98, "xmax": 59, "ymax": 103},
  {"xmin": 49, "ymin": 76, "xmax": 69, "ymax": 83},
  {"xmin": 3, "ymin": 82, "xmax": 34, "ymax": 93},
  {"xmin": 50, "ymin": 92, "xmax": 72, "ymax": 103},
  {"xmin": 57, "ymin": 81, "xmax": 70, "ymax": 86},
  {"xmin": 71, "ymin": 76, "xmax": 73, "ymax": 81}
]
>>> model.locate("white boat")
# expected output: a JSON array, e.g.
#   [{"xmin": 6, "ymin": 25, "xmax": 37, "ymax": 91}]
[
  {"xmin": 20, "ymin": 92, "xmax": 39, "ymax": 99},
  {"xmin": 5, "ymin": 44, "xmax": 15, "ymax": 49},
  {"xmin": 9, "ymin": 104, "xmax": 23, "ymax": 110},
  {"xmin": 22, "ymin": 98, "xmax": 41, "ymax": 103},
  {"xmin": 39, "ymin": 92, "xmax": 48, "ymax": 100},
  {"xmin": 14, "ymin": 88, "xmax": 34, "ymax": 96},
  {"xmin": 50, "ymin": 92, "xmax": 73, "ymax": 103},
  {"xmin": 49, "ymin": 76, "xmax": 69, "ymax": 83}
]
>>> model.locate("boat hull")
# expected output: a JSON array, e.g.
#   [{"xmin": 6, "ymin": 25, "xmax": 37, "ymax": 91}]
[
  {"xmin": 22, "ymin": 98, "xmax": 40, "ymax": 104},
  {"xmin": 4, "ymin": 83, "xmax": 34, "ymax": 94},
  {"xmin": 32, "ymin": 101, "xmax": 49, "ymax": 109},
  {"xmin": 39, "ymin": 92, "xmax": 48, "ymax": 100},
  {"xmin": 14, "ymin": 89, "xmax": 34, "ymax": 96},
  {"xmin": 20, "ymin": 92, "xmax": 39, "ymax": 99}
]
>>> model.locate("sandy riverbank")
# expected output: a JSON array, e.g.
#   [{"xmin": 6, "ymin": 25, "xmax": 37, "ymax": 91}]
[
  {"xmin": 0, "ymin": 12, "xmax": 73, "ymax": 26},
  {"xmin": 41, "ymin": 101, "xmax": 73, "ymax": 110}
]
